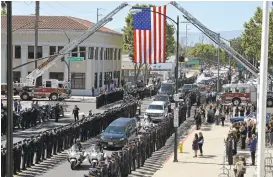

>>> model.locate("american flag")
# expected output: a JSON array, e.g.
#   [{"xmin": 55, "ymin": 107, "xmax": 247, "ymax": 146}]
[{"xmin": 133, "ymin": 6, "xmax": 167, "ymax": 64}]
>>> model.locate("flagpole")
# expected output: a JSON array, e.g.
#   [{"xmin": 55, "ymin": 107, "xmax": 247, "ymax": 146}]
[
  {"xmin": 173, "ymin": 15, "xmax": 179, "ymax": 162},
  {"xmin": 257, "ymin": 1, "xmax": 270, "ymax": 177}
]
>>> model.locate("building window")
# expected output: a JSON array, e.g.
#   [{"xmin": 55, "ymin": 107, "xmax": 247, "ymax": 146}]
[
  {"xmin": 118, "ymin": 49, "xmax": 121, "ymax": 60},
  {"xmin": 28, "ymin": 46, "xmax": 34, "ymax": 59},
  {"xmin": 88, "ymin": 47, "xmax": 94, "ymax": 59},
  {"xmin": 94, "ymin": 72, "xmax": 97, "ymax": 88},
  {"xmin": 14, "ymin": 45, "xmax": 21, "ymax": 59},
  {"xmin": 28, "ymin": 46, "xmax": 42, "ymax": 59},
  {"xmin": 79, "ymin": 47, "xmax": 86, "ymax": 59},
  {"xmin": 49, "ymin": 72, "xmax": 64, "ymax": 81},
  {"xmin": 72, "ymin": 47, "xmax": 77, "ymax": 57},
  {"xmin": 95, "ymin": 47, "xmax": 98, "ymax": 60},
  {"xmin": 71, "ymin": 73, "xmax": 85, "ymax": 89},
  {"xmin": 99, "ymin": 72, "xmax": 102, "ymax": 87},
  {"xmin": 50, "ymin": 46, "xmax": 56, "ymax": 55},
  {"xmin": 13, "ymin": 71, "xmax": 21, "ymax": 83},
  {"xmin": 114, "ymin": 49, "xmax": 117, "ymax": 60},
  {"xmin": 37, "ymin": 46, "xmax": 43, "ymax": 58},
  {"xmin": 100, "ymin": 48, "xmax": 103, "ymax": 60}
]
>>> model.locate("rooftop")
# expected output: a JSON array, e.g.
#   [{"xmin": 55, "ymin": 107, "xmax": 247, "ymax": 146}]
[{"xmin": 1, "ymin": 15, "xmax": 121, "ymax": 35}]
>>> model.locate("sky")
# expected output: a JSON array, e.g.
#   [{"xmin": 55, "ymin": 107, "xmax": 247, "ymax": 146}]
[{"xmin": 11, "ymin": 1, "xmax": 263, "ymax": 34}]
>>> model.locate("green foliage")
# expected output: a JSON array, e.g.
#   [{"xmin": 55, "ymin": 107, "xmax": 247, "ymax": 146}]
[
  {"xmin": 188, "ymin": 43, "xmax": 228, "ymax": 65},
  {"xmin": 122, "ymin": 3, "xmax": 175, "ymax": 62},
  {"xmin": 233, "ymin": 7, "xmax": 273, "ymax": 67},
  {"xmin": 1, "ymin": 9, "xmax": 6, "ymax": 15},
  {"xmin": 1, "ymin": 2, "xmax": 6, "ymax": 16}
]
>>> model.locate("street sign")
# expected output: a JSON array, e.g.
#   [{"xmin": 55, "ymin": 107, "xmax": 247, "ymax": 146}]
[
  {"xmin": 68, "ymin": 57, "xmax": 84, "ymax": 61},
  {"xmin": 174, "ymin": 108, "xmax": 179, "ymax": 127}
]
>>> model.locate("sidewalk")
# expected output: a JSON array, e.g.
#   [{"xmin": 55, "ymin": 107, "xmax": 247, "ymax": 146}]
[
  {"xmin": 152, "ymin": 122, "xmax": 258, "ymax": 177},
  {"xmin": 1, "ymin": 95, "xmax": 96, "ymax": 102}
]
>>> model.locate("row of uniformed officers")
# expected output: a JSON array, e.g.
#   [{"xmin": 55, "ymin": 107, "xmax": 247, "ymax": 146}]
[{"xmin": 1, "ymin": 97, "xmax": 138, "ymax": 177}]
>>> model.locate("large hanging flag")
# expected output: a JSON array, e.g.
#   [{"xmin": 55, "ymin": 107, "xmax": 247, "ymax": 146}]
[{"xmin": 132, "ymin": 6, "xmax": 167, "ymax": 64}]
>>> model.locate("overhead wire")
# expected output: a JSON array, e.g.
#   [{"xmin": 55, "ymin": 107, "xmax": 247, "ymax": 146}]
[{"xmin": 44, "ymin": 1, "xmax": 68, "ymax": 16}]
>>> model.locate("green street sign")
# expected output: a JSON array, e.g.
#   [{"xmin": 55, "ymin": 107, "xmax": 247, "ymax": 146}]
[{"xmin": 68, "ymin": 57, "xmax": 84, "ymax": 61}]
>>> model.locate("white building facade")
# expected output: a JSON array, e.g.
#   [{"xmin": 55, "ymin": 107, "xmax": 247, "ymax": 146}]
[{"xmin": 1, "ymin": 16, "xmax": 122, "ymax": 95}]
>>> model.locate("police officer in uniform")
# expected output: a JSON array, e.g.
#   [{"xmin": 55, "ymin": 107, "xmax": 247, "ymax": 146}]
[
  {"xmin": 41, "ymin": 132, "xmax": 46, "ymax": 160},
  {"xmin": 16, "ymin": 142, "xmax": 22, "ymax": 172},
  {"xmin": 21, "ymin": 139, "xmax": 28, "ymax": 170},
  {"xmin": 55, "ymin": 103, "xmax": 60, "ymax": 122},
  {"xmin": 1, "ymin": 147, "xmax": 6, "ymax": 177},
  {"xmin": 13, "ymin": 143, "xmax": 17, "ymax": 175},
  {"xmin": 29, "ymin": 137, "xmax": 35, "ymax": 166},
  {"xmin": 186, "ymin": 98, "xmax": 191, "ymax": 118},
  {"xmin": 35, "ymin": 135, "xmax": 41, "ymax": 164},
  {"xmin": 52, "ymin": 129, "xmax": 58, "ymax": 155}
]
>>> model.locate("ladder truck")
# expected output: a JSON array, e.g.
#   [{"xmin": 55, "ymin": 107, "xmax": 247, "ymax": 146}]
[
  {"xmin": 170, "ymin": 1, "xmax": 272, "ymax": 82},
  {"xmin": 170, "ymin": 1, "xmax": 273, "ymax": 106},
  {"xmin": 17, "ymin": 2, "xmax": 128, "ymax": 101}
]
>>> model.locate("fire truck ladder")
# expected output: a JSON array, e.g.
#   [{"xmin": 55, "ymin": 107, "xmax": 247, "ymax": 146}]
[
  {"xmin": 25, "ymin": 2, "xmax": 129, "ymax": 86},
  {"xmin": 170, "ymin": 1, "xmax": 272, "ymax": 82}
]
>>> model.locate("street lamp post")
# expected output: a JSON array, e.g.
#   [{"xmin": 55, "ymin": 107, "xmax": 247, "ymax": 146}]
[
  {"xmin": 131, "ymin": 8, "xmax": 180, "ymax": 162},
  {"xmin": 217, "ymin": 33, "xmax": 220, "ymax": 93}
]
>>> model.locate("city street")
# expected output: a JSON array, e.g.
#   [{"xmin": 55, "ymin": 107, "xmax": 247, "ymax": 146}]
[
  {"xmin": 15, "ymin": 97, "xmax": 196, "ymax": 177},
  {"xmin": 14, "ymin": 97, "xmax": 154, "ymax": 177},
  {"xmin": 1, "ymin": 100, "xmax": 123, "ymax": 146}
]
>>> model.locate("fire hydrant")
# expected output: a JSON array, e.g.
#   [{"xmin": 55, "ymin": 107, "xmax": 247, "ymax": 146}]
[{"xmin": 179, "ymin": 142, "xmax": 183, "ymax": 153}]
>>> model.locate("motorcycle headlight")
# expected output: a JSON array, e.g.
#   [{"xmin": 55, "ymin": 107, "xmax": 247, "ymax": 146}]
[{"xmin": 120, "ymin": 138, "xmax": 125, "ymax": 141}]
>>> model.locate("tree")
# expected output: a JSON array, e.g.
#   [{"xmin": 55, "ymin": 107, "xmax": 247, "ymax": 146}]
[
  {"xmin": 240, "ymin": 7, "xmax": 273, "ymax": 66},
  {"xmin": 188, "ymin": 43, "xmax": 228, "ymax": 66},
  {"xmin": 1, "ymin": 1, "xmax": 6, "ymax": 16},
  {"xmin": 122, "ymin": 4, "xmax": 175, "ymax": 81}
]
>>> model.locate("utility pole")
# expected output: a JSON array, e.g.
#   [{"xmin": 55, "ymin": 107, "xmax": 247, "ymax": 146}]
[
  {"xmin": 34, "ymin": 1, "xmax": 39, "ymax": 86},
  {"xmin": 6, "ymin": 2, "xmax": 14, "ymax": 177},
  {"xmin": 97, "ymin": 8, "xmax": 103, "ymax": 23}
]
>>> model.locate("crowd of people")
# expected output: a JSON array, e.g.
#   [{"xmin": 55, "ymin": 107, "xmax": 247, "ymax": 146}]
[{"xmin": 1, "ymin": 96, "xmax": 138, "ymax": 176}]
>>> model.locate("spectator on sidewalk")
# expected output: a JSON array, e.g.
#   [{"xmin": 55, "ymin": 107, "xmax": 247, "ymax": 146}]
[
  {"xmin": 215, "ymin": 108, "xmax": 220, "ymax": 125},
  {"xmin": 17, "ymin": 101, "xmax": 21, "ymax": 113},
  {"xmin": 234, "ymin": 156, "xmax": 246, "ymax": 177},
  {"xmin": 198, "ymin": 132, "xmax": 204, "ymax": 156},
  {"xmin": 14, "ymin": 100, "xmax": 18, "ymax": 112},
  {"xmin": 249, "ymin": 134, "xmax": 257, "ymax": 166},
  {"xmin": 194, "ymin": 110, "xmax": 202, "ymax": 130},
  {"xmin": 240, "ymin": 123, "xmax": 247, "ymax": 149},
  {"xmin": 192, "ymin": 133, "xmax": 199, "ymax": 158}
]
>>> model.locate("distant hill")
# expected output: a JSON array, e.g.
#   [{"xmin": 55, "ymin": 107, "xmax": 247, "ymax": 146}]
[{"xmin": 113, "ymin": 28, "xmax": 243, "ymax": 46}]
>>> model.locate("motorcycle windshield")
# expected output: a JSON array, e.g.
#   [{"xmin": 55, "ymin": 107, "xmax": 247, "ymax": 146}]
[{"xmin": 71, "ymin": 144, "xmax": 80, "ymax": 152}]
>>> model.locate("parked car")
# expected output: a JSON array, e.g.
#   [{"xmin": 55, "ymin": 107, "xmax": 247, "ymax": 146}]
[
  {"xmin": 154, "ymin": 94, "xmax": 171, "ymax": 113},
  {"xmin": 100, "ymin": 118, "xmax": 137, "ymax": 149},
  {"xmin": 144, "ymin": 101, "xmax": 168, "ymax": 123}
]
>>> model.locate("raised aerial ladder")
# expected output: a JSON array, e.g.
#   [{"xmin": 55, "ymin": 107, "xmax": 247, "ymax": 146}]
[
  {"xmin": 170, "ymin": 1, "xmax": 272, "ymax": 82},
  {"xmin": 23, "ymin": 2, "xmax": 128, "ymax": 86}
]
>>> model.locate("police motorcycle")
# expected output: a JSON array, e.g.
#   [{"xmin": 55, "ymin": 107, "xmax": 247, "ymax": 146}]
[
  {"xmin": 86, "ymin": 143, "xmax": 105, "ymax": 168},
  {"xmin": 142, "ymin": 115, "xmax": 155, "ymax": 131},
  {"xmin": 66, "ymin": 143, "xmax": 87, "ymax": 170},
  {"xmin": 136, "ymin": 100, "xmax": 141, "ymax": 115},
  {"xmin": 83, "ymin": 168, "xmax": 102, "ymax": 177}
]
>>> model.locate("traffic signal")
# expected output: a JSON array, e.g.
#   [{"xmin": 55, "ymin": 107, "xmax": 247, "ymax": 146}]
[{"xmin": 179, "ymin": 56, "xmax": 185, "ymax": 62}]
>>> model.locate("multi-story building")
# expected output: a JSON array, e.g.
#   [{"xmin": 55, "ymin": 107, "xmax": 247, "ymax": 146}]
[{"xmin": 1, "ymin": 16, "xmax": 122, "ymax": 95}]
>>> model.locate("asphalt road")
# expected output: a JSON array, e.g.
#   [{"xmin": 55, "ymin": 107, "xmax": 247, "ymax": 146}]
[
  {"xmin": 16, "ymin": 98, "xmax": 197, "ymax": 177},
  {"xmin": 1, "ymin": 100, "xmax": 123, "ymax": 146}
]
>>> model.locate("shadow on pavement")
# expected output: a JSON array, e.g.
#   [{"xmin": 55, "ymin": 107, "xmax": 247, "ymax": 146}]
[{"xmin": 177, "ymin": 161, "xmax": 223, "ymax": 165}]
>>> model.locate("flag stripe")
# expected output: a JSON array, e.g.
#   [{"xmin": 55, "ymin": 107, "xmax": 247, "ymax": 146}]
[
  {"xmin": 153, "ymin": 6, "xmax": 157, "ymax": 64},
  {"xmin": 144, "ymin": 30, "xmax": 147, "ymax": 64},
  {"xmin": 141, "ymin": 30, "xmax": 145, "ymax": 64},
  {"xmin": 133, "ymin": 6, "xmax": 166, "ymax": 64},
  {"xmin": 151, "ymin": 7, "xmax": 154, "ymax": 64},
  {"xmin": 136, "ymin": 30, "xmax": 140, "ymax": 63},
  {"xmin": 163, "ymin": 6, "xmax": 166, "ymax": 62},
  {"xmin": 158, "ymin": 6, "xmax": 162, "ymax": 63},
  {"xmin": 134, "ymin": 30, "xmax": 137, "ymax": 63}
]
